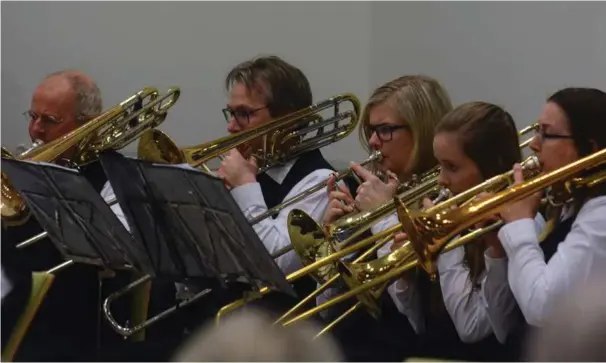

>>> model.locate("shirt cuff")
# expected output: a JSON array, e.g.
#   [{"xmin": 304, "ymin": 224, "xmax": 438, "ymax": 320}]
[
  {"xmin": 498, "ymin": 218, "xmax": 537, "ymax": 257},
  {"xmin": 436, "ymin": 246, "xmax": 464, "ymax": 271},
  {"xmin": 229, "ymin": 182, "xmax": 266, "ymax": 213}
]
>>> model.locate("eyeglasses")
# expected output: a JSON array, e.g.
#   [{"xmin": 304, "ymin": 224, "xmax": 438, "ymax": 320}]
[
  {"xmin": 222, "ymin": 106, "xmax": 268, "ymax": 127},
  {"xmin": 368, "ymin": 124, "xmax": 408, "ymax": 142},
  {"xmin": 533, "ymin": 125, "xmax": 574, "ymax": 142},
  {"xmin": 23, "ymin": 110, "xmax": 63, "ymax": 125}
]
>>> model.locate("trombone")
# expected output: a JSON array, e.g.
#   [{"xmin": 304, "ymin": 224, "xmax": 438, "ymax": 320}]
[
  {"xmin": 279, "ymin": 147, "xmax": 606, "ymax": 331},
  {"xmin": 6, "ymin": 87, "xmax": 181, "ymax": 249},
  {"xmin": 213, "ymin": 123, "xmax": 540, "ymax": 323},
  {"xmin": 274, "ymin": 154, "xmax": 541, "ymax": 334},
  {"xmin": 101, "ymin": 93, "xmax": 362, "ymax": 337},
  {"xmin": 1, "ymin": 87, "xmax": 180, "ymax": 227}
]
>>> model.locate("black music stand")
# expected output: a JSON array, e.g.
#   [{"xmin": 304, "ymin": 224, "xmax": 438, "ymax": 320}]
[
  {"xmin": 1, "ymin": 158, "xmax": 152, "ymax": 274},
  {"xmin": 97, "ymin": 151, "xmax": 295, "ymax": 297}
]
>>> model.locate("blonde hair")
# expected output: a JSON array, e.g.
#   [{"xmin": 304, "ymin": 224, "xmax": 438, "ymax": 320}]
[{"xmin": 358, "ymin": 75, "xmax": 453, "ymax": 177}]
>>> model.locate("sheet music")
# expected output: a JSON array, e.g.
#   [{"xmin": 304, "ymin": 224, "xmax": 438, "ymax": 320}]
[
  {"xmin": 99, "ymin": 151, "xmax": 295, "ymax": 297},
  {"xmin": 1, "ymin": 158, "xmax": 150, "ymax": 273}
]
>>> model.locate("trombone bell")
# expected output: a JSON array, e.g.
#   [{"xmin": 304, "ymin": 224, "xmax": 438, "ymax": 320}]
[{"xmin": 287, "ymin": 210, "xmax": 338, "ymax": 284}]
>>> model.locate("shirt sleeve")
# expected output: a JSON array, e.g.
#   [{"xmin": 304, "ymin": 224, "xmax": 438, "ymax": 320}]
[
  {"xmin": 230, "ymin": 169, "xmax": 334, "ymax": 275},
  {"xmin": 372, "ymin": 212, "xmax": 424, "ymax": 334},
  {"xmin": 498, "ymin": 196, "xmax": 606, "ymax": 327},
  {"xmin": 100, "ymin": 181, "xmax": 131, "ymax": 232}
]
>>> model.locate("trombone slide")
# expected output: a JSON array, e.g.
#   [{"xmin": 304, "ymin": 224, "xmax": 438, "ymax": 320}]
[{"xmin": 282, "ymin": 148, "xmax": 606, "ymax": 326}]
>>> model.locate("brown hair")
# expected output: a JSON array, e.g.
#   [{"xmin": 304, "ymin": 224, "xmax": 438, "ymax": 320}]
[
  {"xmin": 358, "ymin": 75, "xmax": 453, "ymax": 178},
  {"xmin": 548, "ymin": 87, "xmax": 606, "ymax": 157},
  {"xmin": 435, "ymin": 101, "xmax": 522, "ymax": 286},
  {"xmin": 225, "ymin": 55, "xmax": 313, "ymax": 119}
]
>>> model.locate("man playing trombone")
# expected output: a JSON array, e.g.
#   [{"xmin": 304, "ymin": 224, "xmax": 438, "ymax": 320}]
[
  {"xmin": 172, "ymin": 56, "xmax": 349, "ymax": 333},
  {"xmin": 1, "ymin": 70, "xmax": 177, "ymax": 361},
  {"xmin": 216, "ymin": 55, "xmax": 338, "ymax": 276},
  {"xmin": 1, "ymin": 70, "xmax": 110, "ymax": 361}
]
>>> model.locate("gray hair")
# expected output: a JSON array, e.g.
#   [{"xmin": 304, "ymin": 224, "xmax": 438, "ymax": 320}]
[
  {"xmin": 173, "ymin": 308, "xmax": 344, "ymax": 362},
  {"xmin": 46, "ymin": 70, "xmax": 103, "ymax": 123}
]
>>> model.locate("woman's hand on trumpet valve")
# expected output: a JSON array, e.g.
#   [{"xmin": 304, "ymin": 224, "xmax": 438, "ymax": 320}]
[
  {"xmin": 499, "ymin": 163, "xmax": 543, "ymax": 223},
  {"xmin": 217, "ymin": 149, "xmax": 259, "ymax": 189},
  {"xmin": 350, "ymin": 162, "xmax": 399, "ymax": 212},
  {"xmin": 322, "ymin": 174, "xmax": 356, "ymax": 227}
]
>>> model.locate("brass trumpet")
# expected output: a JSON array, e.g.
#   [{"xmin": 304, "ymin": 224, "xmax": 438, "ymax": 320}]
[
  {"xmin": 1, "ymin": 87, "xmax": 180, "ymax": 227},
  {"xmin": 280, "ymin": 147, "xmax": 606, "ymax": 328}
]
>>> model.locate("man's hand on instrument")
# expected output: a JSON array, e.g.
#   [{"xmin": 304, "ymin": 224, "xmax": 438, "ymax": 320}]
[
  {"xmin": 217, "ymin": 149, "xmax": 258, "ymax": 188},
  {"xmin": 323, "ymin": 174, "xmax": 355, "ymax": 226},
  {"xmin": 351, "ymin": 162, "xmax": 398, "ymax": 211}
]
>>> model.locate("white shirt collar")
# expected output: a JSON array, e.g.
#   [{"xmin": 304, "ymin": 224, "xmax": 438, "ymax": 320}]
[{"xmin": 265, "ymin": 159, "xmax": 297, "ymax": 184}]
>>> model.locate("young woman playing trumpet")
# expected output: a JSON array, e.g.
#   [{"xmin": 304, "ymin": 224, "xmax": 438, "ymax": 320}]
[{"xmin": 320, "ymin": 74, "xmax": 453, "ymax": 361}]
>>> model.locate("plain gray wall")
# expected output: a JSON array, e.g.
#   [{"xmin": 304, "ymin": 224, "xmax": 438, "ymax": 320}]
[{"xmin": 2, "ymin": 1, "xmax": 605, "ymax": 167}]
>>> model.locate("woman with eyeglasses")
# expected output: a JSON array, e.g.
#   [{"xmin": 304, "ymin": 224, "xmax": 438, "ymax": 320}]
[
  {"xmin": 318, "ymin": 74, "xmax": 453, "ymax": 361},
  {"xmin": 326, "ymin": 99, "xmax": 537, "ymax": 361},
  {"xmin": 494, "ymin": 87, "xmax": 606, "ymax": 358}
]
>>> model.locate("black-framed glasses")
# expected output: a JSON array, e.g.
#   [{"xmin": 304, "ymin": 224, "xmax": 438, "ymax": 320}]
[
  {"xmin": 368, "ymin": 124, "xmax": 408, "ymax": 142},
  {"xmin": 222, "ymin": 106, "xmax": 268, "ymax": 127},
  {"xmin": 23, "ymin": 110, "xmax": 63, "ymax": 125},
  {"xmin": 533, "ymin": 125, "xmax": 574, "ymax": 142}
]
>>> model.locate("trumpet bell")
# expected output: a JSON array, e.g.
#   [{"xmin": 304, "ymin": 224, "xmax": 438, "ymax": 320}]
[
  {"xmin": 137, "ymin": 129, "xmax": 185, "ymax": 164},
  {"xmin": 339, "ymin": 239, "xmax": 418, "ymax": 318},
  {"xmin": 287, "ymin": 210, "xmax": 337, "ymax": 284},
  {"xmin": 1, "ymin": 147, "xmax": 31, "ymax": 226}
]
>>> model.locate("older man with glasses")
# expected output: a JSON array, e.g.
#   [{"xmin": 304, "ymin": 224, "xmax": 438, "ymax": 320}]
[{"xmin": 2, "ymin": 70, "xmax": 182, "ymax": 362}]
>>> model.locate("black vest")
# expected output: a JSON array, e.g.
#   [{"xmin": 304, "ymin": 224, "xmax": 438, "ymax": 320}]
[{"xmin": 413, "ymin": 268, "xmax": 507, "ymax": 362}]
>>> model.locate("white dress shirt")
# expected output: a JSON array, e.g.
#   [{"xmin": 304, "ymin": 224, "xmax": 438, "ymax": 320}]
[
  {"xmin": 99, "ymin": 181, "xmax": 130, "ymax": 232},
  {"xmin": 229, "ymin": 159, "xmax": 334, "ymax": 274},
  {"xmin": 374, "ymin": 213, "xmax": 425, "ymax": 334},
  {"xmin": 498, "ymin": 195, "xmax": 606, "ymax": 327},
  {"xmin": 364, "ymin": 212, "xmax": 546, "ymax": 343}
]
